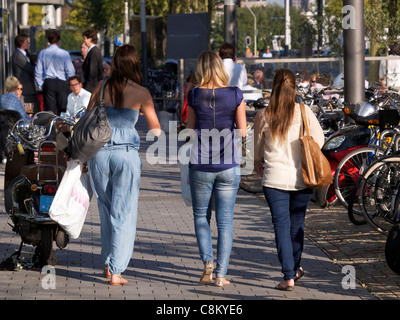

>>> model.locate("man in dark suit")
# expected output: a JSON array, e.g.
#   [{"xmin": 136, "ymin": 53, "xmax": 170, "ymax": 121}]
[
  {"xmin": 11, "ymin": 33, "xmax": 39, "ymax": 113},
  {"xmin": 82, "ymin": 30, "xmax": 104, "ymax": 93}
]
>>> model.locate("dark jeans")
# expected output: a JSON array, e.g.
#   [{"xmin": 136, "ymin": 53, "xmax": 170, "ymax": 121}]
[
  {"xmin": 263, "ymin": 186, "xmax": 313, "ymax": 281},
  {"xmin": 43, "ymin": 78, "xmax": 70, "ymax": 115}
]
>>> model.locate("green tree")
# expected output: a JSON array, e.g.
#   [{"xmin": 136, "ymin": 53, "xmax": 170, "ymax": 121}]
[
  {"xmin": 235, "ymin": 4, "xmax": 313, "ymax": 56},
  {"xmin": 364, "ymin": 0, "xmax": 400, "ymax": 83},
  {"xmin": 27, "ymin": 5, "xmax": 82, "ymax": 52}
]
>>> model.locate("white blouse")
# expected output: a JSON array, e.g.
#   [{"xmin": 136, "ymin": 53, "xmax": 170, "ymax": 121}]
[{"xmin": 254, "ymin": 103, "xmax": 325, "ymax": 190}]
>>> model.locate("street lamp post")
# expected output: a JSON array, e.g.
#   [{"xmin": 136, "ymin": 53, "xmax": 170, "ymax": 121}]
[
  {"xmin": 284, "ymin": 0, "xmax": 291, "ymax": 55},
  {"xmin": 224, "ymin": 0, "xmax": 235, "ymax": 46},
  {"xmin": 140, "ymin": 0, "xmax": 147, "ymax": 85},
  {"xmin": 124, "ymin": 0, "xmax": 130, "ymax": 44},
  {"xmin": 343, "ymin": 0, "xmax": 365, "ymax": 104},
  {"xmin": 246, "ymin": 5, "xmax": 257, "ymax": 57}
]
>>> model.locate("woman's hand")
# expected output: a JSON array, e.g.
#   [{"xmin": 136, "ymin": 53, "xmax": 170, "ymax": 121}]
[
  {"xmin": 254, "ymin": 160, "xmax": 263, "ymax": 176},
  {"xmin": 82, "ymin": 162, "xmax": 88, "ymax": 173}
]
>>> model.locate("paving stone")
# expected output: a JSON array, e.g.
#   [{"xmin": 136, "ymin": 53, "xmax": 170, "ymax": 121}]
[{"xmin": 0, "ymin": 116, "xmax": 381, "ymax": 302}]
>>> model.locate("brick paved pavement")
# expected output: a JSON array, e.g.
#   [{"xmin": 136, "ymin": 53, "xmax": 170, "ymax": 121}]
[
  {"xmin": 0, "ymin": 116, "xmax": 379, "ymax": 302},
  {"xmin": 305, "ymin": 201, "xmax": 400, "ymax": 300}
]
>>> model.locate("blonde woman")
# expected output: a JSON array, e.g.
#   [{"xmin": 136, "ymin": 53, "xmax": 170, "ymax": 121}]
[
  {"xmin": 254, "ymin": 69, "xmax": 324, "ymax": 291},
  {"xmin": 186, "ymin": 51, "xmax": 246, "ymax": 287},
  {"xmin": 0, "ymin": 76, "xmax": 29, "ymax": 119}
]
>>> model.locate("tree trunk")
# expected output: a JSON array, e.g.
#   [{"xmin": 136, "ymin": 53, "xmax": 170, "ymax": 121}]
[{"xmin": 369, "ymin": 40, "xmax": 380, "ymax": 86}]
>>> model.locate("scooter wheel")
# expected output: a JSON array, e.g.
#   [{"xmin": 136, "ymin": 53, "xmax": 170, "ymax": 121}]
[
  {"xmin": 55, "ymin": 227, "xmax": 69, "ymax": 249},
  {"xmin": 34, "ymin": 225, "xmax": 57, "ymax": 268}
]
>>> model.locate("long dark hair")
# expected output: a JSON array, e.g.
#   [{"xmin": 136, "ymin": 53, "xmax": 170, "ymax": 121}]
[
  {"xmin": 87, "ymin": 45, "xmax": 143, "ymax": 111},
  {"xmin": 108, "ymin": 44, "xmax": 143, "ymax": 110},
  {"xmin": 264, "ymin": 69, "xmax": 296, "ymax": 143}
]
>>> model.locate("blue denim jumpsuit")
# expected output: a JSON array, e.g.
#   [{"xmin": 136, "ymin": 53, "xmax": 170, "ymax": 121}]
[{"xmin": 88, "ymin": 106, "xmax": 141, "ymax": 275}]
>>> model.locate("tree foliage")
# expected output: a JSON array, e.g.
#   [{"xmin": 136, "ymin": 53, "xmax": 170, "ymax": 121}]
[
  {"xmin": 66, "ymin": 0, "xmax": 125, "ymax": 35},
  {"xmin": 65, "ymin": 0, "xmax": 400, "ymax": 60},
  {"xmin": 215, "ymin": 4, "xmax": 315, "ymax": 56},
  {"xmin": 322, "ymin": 0, "xmax": 400, "ymax": 54}
]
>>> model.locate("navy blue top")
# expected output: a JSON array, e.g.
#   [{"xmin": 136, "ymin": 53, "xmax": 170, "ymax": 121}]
[{"xmin": 188, "ymin": 86, "xmax": 243, "ymax": 172}]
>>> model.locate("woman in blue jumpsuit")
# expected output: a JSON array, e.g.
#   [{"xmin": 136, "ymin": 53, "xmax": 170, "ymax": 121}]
[{"xmin": 87, "ymin": 45, "xmax": 160, "ymax": 286}]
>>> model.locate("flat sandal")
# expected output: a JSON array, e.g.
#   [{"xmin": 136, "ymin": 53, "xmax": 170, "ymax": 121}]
[{"xmin": 200, "ymin": 261, "xmax": 213, "ymax": 284}]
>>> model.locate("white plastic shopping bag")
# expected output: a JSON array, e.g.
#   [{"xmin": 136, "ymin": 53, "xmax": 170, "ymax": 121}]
[
  {"xmin": 180, "ymin": 162, "xmax": 192, "ymax": 206},
  {"xmin": 49, "ymin": 160, "xmax": 92, "ymax": 239}
]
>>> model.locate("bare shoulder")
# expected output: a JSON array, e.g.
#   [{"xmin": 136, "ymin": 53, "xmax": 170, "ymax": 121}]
[{"xmin": 126, "ymin": 81, "xmax": 151, "ymax": 98}]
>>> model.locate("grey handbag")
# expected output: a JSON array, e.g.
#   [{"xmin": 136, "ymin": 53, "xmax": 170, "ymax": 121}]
[{"xmin": 70, "ymin": 79, "xmax": 112, "ymax": 163}]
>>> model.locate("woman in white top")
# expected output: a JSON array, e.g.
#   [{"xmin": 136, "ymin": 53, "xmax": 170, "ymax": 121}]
[{"xmin": 254, "ymin": 69, "xmax": 324, "ymax": 291}]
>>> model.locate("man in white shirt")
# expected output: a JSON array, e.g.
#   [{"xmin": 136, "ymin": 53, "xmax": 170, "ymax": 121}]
[
  {"xmin": 66, "ymin": 75, "xmax": 91, "ymax": 118},
  {"xmin": 35, "ymin": 30, "xmax": 75, "ymax": 115},
  {"xmin": 219, "ymin": 42, "xmax": 248, "ymax": 90}
]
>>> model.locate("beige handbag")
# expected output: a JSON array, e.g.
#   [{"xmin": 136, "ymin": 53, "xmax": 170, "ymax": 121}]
[{"xmin": 299, "ymin": 104, "xmax": 333, "ymax": 190}]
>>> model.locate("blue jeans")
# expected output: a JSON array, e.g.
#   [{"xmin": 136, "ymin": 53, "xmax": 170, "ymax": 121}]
[
  {"xmin": 88, "ymin": 146, "xmax": 142, "ymax": 275},
  {"xmin": 263, "ymin": 187, "xmax": 313, "ymax": 281},
  {"xmin": 189, "ymin": 166, "xmax": 240, "ymax": 278}
]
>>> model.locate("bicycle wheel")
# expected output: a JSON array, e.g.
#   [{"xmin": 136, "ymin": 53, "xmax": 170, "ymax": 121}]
[
  {"xmin": 347, "ymin": 177, "xmax": 367, "ymax": 225},
  {"xmin": 334, "ymin": 146, "xmax": 383, "ymax": 211},
  {"xmin": 359, "ymin": 157, "xmax": 400, "ymax": 234}
]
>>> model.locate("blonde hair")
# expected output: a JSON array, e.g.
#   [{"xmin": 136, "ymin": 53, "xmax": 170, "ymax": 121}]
[
  {"xmin": 194, "ymin": 51, "xmax": 228, "ymax": 87},
  {"xmin": 5, "ymin": 76, "xmax": 20, "ymax": 93}
]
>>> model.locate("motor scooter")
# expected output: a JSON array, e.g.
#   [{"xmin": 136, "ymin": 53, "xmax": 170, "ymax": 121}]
[
  {"xmin": 2, "ymin": 111, "xmax": 77, "ymax": 268},
  {"xmin": 314, "ymin": 101, "xmax": 377, "ymax": 207}
]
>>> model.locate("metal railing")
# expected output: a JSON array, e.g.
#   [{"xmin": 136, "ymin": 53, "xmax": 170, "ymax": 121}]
[{"xmin": 173, "ymin": 55, "xmax": 400, "ymax": 122}]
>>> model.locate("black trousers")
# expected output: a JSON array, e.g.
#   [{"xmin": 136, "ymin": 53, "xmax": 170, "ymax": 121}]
[{"xmin": 42, "ymin": 78, "xmax": 70, "ymax": 115}]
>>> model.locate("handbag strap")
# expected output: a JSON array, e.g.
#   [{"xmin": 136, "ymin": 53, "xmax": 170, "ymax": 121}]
[
  {"xmin": 98, "ymin": 77, "xmax": 109, "ymax": 106},
  {"xmin": 299, "ymin": 104, "xmax": 310, "ymax": 137}
]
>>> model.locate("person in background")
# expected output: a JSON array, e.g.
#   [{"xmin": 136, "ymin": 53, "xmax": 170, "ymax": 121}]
[
  {"xmin": 219, "ymin": 42, "xmax": 248, "ymax": 90},
  {"xmin": 34, "ymin": 29, "xmax": 75, "ymax": 115},
  {"xmin": 11, "ymin": 33, "xmax": 39, "ymax": 113},
  {"xmin": 254, "ymin": 69, "xmax": 324, "ymax": 291},
  {"xmin": 0, "ymin": 77, "xmax": 29, "ymax": 120},
  {"xmin": 245, "ymin": 47, "xmax": 253, "ymax": 57},
  {"xmin": 254, "ymin": 69, "xmax": 267, "ymax": 89},
  {"xmin": 242, "ymin": 76, "xmax": 263, "ymax": 103},
  {"xmin": 87, "ymin": 45, "xmax": 160, "ymax": 286},
  {"xmin": 186, "ymin": 51, "xmax": 247, "ymax": 287},
  {"xmin": 262, "ymin": 47, "xmax": 273, "ymax": 58},
  {"xmin": 16, "ymin": 83, "xmax": 25, "ymax": 104},
  {"xmin": 379, "ymin": 43, "xmax": 400, "ymax": 89},
  {"xmin": 73, "ymin": 42, "xmax": 89, "ymax": 81},
  {"xmin": 178, "ymin": 72, "xmax": 195, "ymax": 131},
  {"xmin": 82, "ymin": 29, "xmax": 104, "ymax": 93},
  {"xmin": 65, "ymin": 75, "xmax": 92, "ymax": 118}
]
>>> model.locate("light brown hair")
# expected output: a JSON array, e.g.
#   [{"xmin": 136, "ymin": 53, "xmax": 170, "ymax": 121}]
[{"xmin": 264, "ymin": 69, "xmax": 296, "ymax": 143}]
